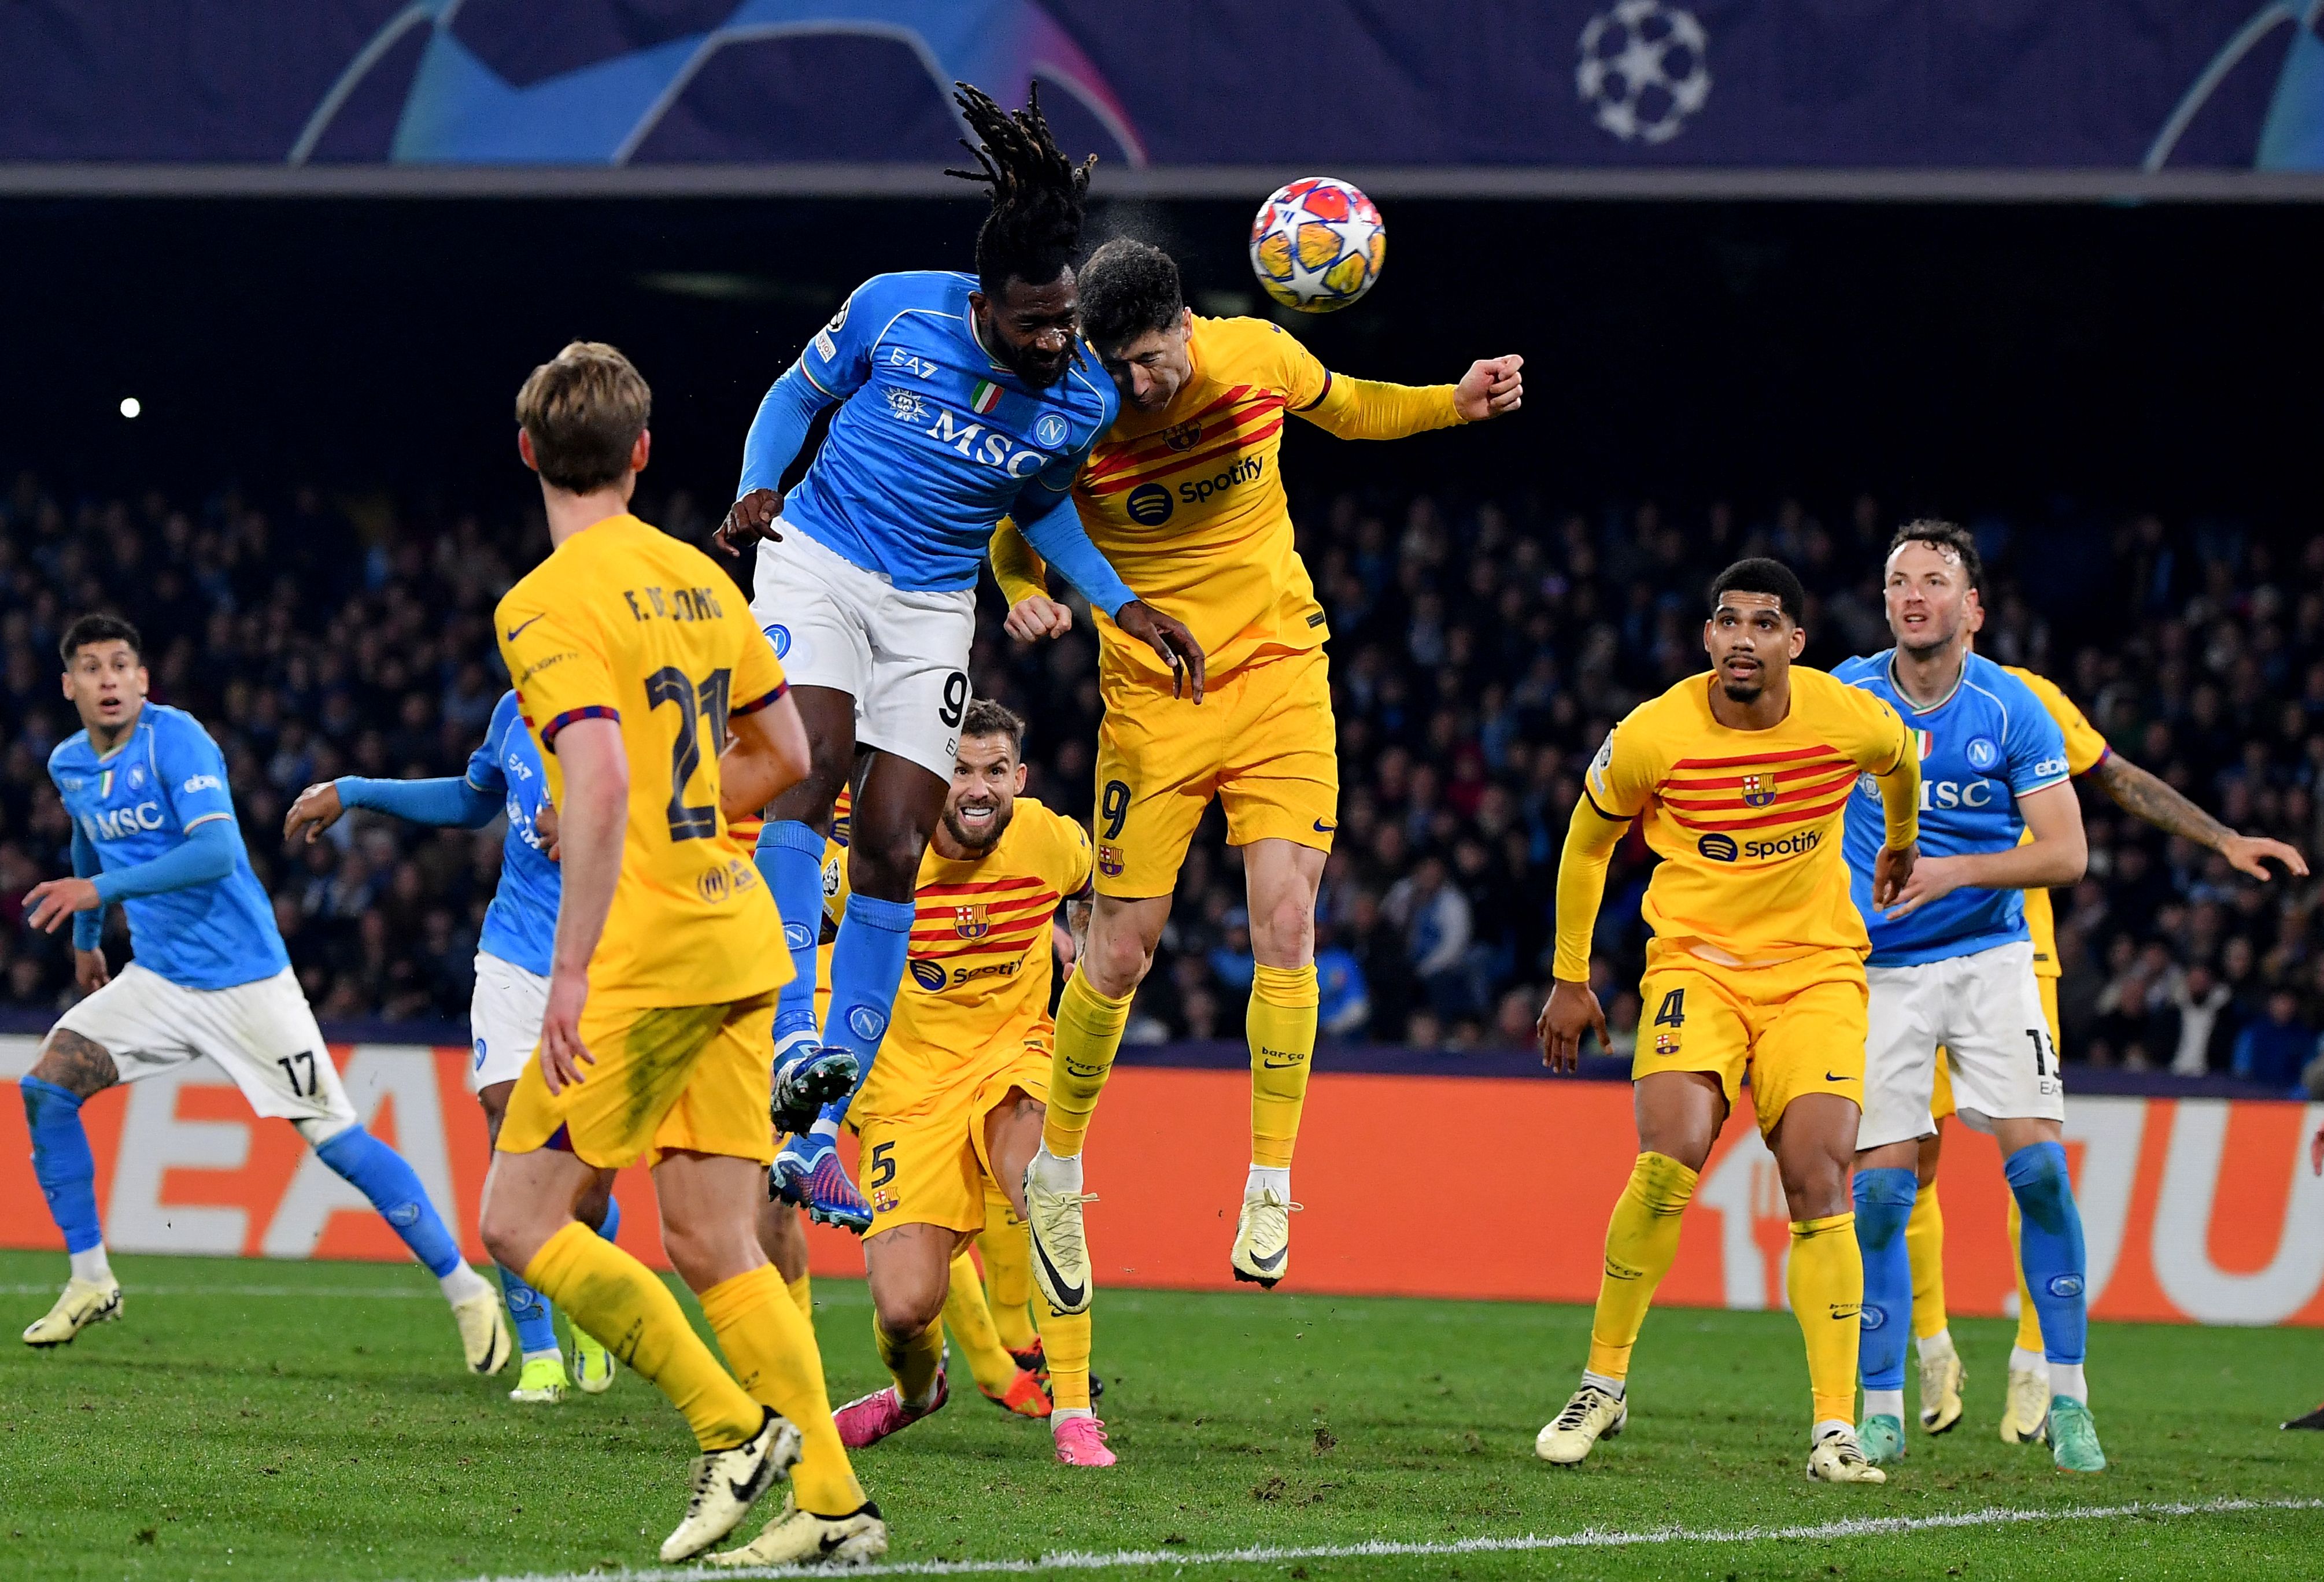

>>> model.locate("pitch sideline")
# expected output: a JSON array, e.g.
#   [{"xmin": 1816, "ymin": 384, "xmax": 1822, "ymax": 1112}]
[{"xmin": 452, "ymin": 1495, "xmax": 2324, "ymax": 1580}]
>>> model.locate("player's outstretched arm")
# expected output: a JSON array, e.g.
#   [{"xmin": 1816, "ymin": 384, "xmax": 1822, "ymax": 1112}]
[
  {"xmin": 25, "ymin": 819, "xmax": 236, "ymax": 933},
  {"xmin": 1014, "ymin": 484, "xmax": 1207, "ymax": 698},
  {"xmin": 714, "ymin": 361, "xmax": 836, "ymax": 555},
  {"xmin": 1881, "ymin": 779, "xmax": 2085, "ymax": 922},
  {"xmin": 719, "ymin": 690, "xmax": 811, "ymax": 821},
  {"xmin": 2088, "ymin": 752, "xmax": 2308, "ymax": 881},
  {"xmin": 285, "ymin": 775, "xmax": 498, "ymax": 844},
  {"xmin": 538, "ymin": 718, "xmax": 626, "ymax": 1093},
  {"xmin": 1538, "ymin": 799, "xmax": 1624, "ymax": 1073}
]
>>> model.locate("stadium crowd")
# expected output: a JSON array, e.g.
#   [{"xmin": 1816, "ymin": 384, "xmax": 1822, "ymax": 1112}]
[{"xmin": 1, "ymin": 471, "xmax": 2318, "ymax": 1089}]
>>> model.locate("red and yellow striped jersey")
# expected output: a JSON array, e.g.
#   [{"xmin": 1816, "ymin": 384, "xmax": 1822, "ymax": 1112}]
[
  {"xmin": 1585, "ymin": 668, "xmax": 1911, "ymax": 965},
  {"xmin": 997, "ymin": 315, "xmax": 1460, "ymax": 681},
  {"xmin": 825, "ymin": 796, "xmax": 1093, "ymax": 1120}
]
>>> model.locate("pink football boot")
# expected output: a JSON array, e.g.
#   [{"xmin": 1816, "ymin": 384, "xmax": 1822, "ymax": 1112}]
[
  {"xmin": 1052, "ymin": 1414, "xmax": 1117, "ymax": 1467},
  {"xmin": 833, "ymin": 1369, "xmax": 948, "ymax": 1449}
]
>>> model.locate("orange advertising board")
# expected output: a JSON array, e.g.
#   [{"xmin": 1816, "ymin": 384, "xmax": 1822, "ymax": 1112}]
[{"xmin": 3, "ymin": 1038, "xmax": 2319, "ymax": 1325}]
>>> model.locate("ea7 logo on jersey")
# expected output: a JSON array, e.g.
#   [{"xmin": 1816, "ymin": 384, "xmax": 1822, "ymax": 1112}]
[
  {"xmin": 82, "ymin": 803, "xmax": 165, "ymax": 840},
  {"xmin": 886, "ymin": 347, "xmax": 939, "ymax": 380},
  {"xmin": 925, "ymin": 410, "xmax": 1045, "ymax": 476},
  {"xmin": 181, "ymin": 773, "xmax": 222, "ymax": 795}
]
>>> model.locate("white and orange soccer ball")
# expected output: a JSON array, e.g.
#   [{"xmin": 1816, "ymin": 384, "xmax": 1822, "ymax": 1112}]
[{"xmin": 1248, "ymin": 176, "xmax": 1385, "ymax": 313}]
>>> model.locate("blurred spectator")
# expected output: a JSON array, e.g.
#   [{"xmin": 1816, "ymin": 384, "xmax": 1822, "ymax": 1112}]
[
  {"xmin": 1313, "ymin": 922, "xmax": 1370, "ymax": 1038},
  {"xmin": 2232, "ymin": 989, "xmax": 2319, "ymax": 1092},
  {"xmin": 2, "ymin": 471, "xmax": 2316, "ymax": 1070}
]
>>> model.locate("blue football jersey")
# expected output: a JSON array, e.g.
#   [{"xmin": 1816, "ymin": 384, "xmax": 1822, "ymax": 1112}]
[
  {"xmin": 48, "ymin": 703, "xmax": 288, "ymax": 990},
  {"xmin": 756, "ymin": 270, "xmax": 1118, "ymax": 592},
  {"xmin": 463, "ymin": 690, "xmax": 558, "ymax": 979},
  {"xmin": 1837, "ymin": 652, "xmax": 2072, "ymax": 966}
]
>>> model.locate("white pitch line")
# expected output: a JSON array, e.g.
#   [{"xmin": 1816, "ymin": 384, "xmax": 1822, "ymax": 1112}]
[
  {"xmin": 446, "ymin": 1495, "xmax": 2324, "ymax": 1581},
  {"xmin": 0, "ymin": 1282, "xmax": 438, "ymax": 1300}
]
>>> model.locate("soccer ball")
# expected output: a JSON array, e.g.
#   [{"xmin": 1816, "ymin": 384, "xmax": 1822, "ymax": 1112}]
[{"xmin": 1248, "ymin": 177, "xmax": 1385, "ymax": 313}]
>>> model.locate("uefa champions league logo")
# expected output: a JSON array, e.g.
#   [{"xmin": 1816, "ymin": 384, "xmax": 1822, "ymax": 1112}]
[{"xmin": 1577, "ymin": 1, "xmax": 1712, "ymax": 146}]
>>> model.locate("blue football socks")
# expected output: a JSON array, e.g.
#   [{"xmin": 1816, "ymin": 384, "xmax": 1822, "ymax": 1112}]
[
  {"xmin": 1853, "ymin": 1166, "xmax": 1918, "ymax": 1402},
  {"xmin": 814, "ymin": 891, "xmax": 916, "ymax": 1131},
  {"xmin": 498, "ymin": 1263, "xmax": 559, "ymax": 1359},
  {"xmin": 313, "ymin": 1124, "xmax": 465, "ymax": 1279},
  {"xmin": 593, "ymin": 1194, "xmax": 621, "ymax": 1243},
  {"xmin": 21, "ymin": 1077, "xmax": 104, "ymax": 1260},
  {"xmin": 2004, "ymin": 1140, "xmax": 2089, "ymax": 1371},
  {"xmin": 756, "ymin": 819, "xmax": 829, "ymax": 1047}
]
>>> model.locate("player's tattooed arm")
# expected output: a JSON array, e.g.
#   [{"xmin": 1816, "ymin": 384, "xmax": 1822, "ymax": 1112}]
[
  {"xmin": 30, "ymin": 1028, "xmax": 120, "ymax": 1099},
  {"xmin": 2089, "ymin": 753, "xmax": 2308, "ymax": 881}
]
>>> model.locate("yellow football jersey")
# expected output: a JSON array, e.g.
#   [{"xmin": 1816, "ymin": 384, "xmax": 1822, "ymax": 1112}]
[
  {"xmin": 1058, "ymin": 315, "xmax": 1460, "ymax": 680},
  {"xmin": 829, "ymin": 797, "xmax": 1092, "ymax": 1122},
  {"xmin": 496, "ymin": 513, "xmax": 790, "ymax": 1009},
  {"xmin": 1584, "ymin": 668, "xmax": 1912, "ymax": 967},
  {"xmin": 2004, "ymin": 664, "xmax": 2109, "ymax": 981}
]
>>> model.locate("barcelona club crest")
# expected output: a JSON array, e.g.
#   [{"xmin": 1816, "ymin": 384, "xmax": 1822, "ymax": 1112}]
[
  {"xmin": 1098, "ymin": 844, "xmax": 1124, "ymax": 877},
  {"xmin": 1740, "ymin": 773, "xmax": 1777, "ymax": 808},
  {"xmin": 953, "ymin": 903, "xmax": 991, "ymax": 941},
  {"xmin": 1161, "ymin": 419, "xmax": 1203, "ymax": 452},
  {"xmin": 1654, "ymin": 1032, "xmax": 1681, "ymax": 1056}
]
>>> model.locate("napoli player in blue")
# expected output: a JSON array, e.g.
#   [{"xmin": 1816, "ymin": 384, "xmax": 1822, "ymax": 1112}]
[
  {"xmin": 18, "ymin": 614, "xmax": 507, "ymax": 1369},
  {"xmin": 282, "ymin": 687, "xmax": 621, "ymax": 1404},
  {"xmin": 714, "ymin": 84, "xmax": 1202, "ymax": 1229},
  {"xmin": 1835, "ymin": 523, "xmax": 2104, "ymax": 1474}
]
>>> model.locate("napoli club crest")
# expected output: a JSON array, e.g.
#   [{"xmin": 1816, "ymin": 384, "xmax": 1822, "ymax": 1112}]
[{"xmin": 1034, "ymin": 412, "xmax": 1069, "ymax": 449}]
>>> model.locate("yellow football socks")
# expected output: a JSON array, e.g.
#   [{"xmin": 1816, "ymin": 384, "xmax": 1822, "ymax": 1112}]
[
  {"xmin": 2007, "ymin": 1196, "xmax": 2044, "ymax": 1353},
  {"xmin": 1043, "ymin": 970, "xmax": 1133, "ymax": 1158},
  {"xmin": 871, "ymin": 1309, "xmax": 946, "ymax": 1411},
  {"xmin": 699, "ymin": 1264, "xmax": 864, "ymax": 1517},
  {"xmin": 786, "ymin": 1271, "xmax": 814, "ymax": 1324},
  {"xmin": 942, "ymin": 1250, "xmax": 1021, "ymax": 1396},
  {"xmin": 1042, "ymin": 1299, "xmax": 1093, "ymax": 1411},
  {"xmin": 1584, "ymin": 1152, "xmax": 1698, "ymax": 1379},
  {"xmin": 1248, "ymin": 963, "xmax": 1319, "ymax": 1169},
  {"xmin": 523, "ymin": 1221, "xmax": 761, "ymax": 1452},
  {"xmin": 980, "ymin": 1197, "xmax": 1039, "ymax": 1353},
  {"xmin": 1907, "ymin": 1181, "xmax": 1948, "ymax": 1339},
  {"xmin": 1789, "ymin": 1211, "xmax": 1864, "ymax": 1428}
]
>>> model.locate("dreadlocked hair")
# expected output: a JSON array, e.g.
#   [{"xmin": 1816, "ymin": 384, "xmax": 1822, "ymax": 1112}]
[{"xmin": 944, "ymin": 81, "xmax": 1096, "ymax": 300}]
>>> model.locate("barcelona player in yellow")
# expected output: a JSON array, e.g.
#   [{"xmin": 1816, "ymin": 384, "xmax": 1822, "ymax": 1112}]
[
  {"xmin": 990, "ymin": 237, "xmax": 1524, "ymax": 1304},
  {"xmin": 801, "ymin": 700, "xmax": 1114, "ymax": 1467},
  {"xmin": 473, "ymin": 342, "xmax": 884, "ymax": 1567},
  {"xmin": 1534, "ymin": 559, "xmax": 1920, "ymax": 1484},
  {"xmin": 1902, "ymin": 619, "xmax": 2306, "ymax": 1444}
]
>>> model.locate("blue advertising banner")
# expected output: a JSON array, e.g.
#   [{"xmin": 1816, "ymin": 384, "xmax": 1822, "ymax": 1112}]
[{"xmin": 1, "ymin": 2, "xmax": 2319, "ymax": 188}]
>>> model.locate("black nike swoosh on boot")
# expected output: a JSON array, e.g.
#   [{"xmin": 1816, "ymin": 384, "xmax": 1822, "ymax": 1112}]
[
  {"xmin": 1029, "ymin": 1226, "xmax": 1087, "ymax": 1310},
  {"xmin": 1245, "ymin": 1245, "xmax": 1287, "ymax": 1272}
]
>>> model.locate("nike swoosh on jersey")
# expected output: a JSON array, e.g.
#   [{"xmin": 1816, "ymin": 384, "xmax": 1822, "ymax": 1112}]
[
  {"xmin": 1029, "ymin": 1223, "xmax": 1087, "ymax": 1310},
  {"xmin": 1824, "ymin": 1071, "xmax": 1857, "ymax": 1082},
  {"xmin": 504, "ymin": 613, "xmax": 546, "ymax": 641},
  {"xmin": 1313, "ymin": 819, "xmax": 1336, "ymax": 833}
]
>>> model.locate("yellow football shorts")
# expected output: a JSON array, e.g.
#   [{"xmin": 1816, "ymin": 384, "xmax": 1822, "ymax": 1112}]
[
  {"xmin": 1632, "ymin": 944, "xmax": 1868, "ymax": 1139},
  {"xmin": 1092, "ymin": 643, "xmax": 1336, "ymax": 898},
  {"xmin": 498, "ymin": 990, "xmax": 779, "ymax": 1169},
  {"xmin": 1931, "ymin": 975, "xmax": 2059, "ymax": 1124},
  {"xmin": 856, "ymin": 1043, "xmax": 1051, "ymax": 1238}
]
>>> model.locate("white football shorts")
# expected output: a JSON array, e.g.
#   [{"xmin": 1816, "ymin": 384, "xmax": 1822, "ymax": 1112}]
[
  {"xmin": 1861, "ymin": 938, "xmax": 2064, "ymax": 1149},
  {"xmin": 53, "ymin": 962, "xmax": 355, "ymax": 1128},
  {"xmin": 468, "ymin": 951, "xmax": 548, "ymax": 1092},
  {"xmin": 751, "ymin": 522, "xmax": 976, "ymax": 779}
]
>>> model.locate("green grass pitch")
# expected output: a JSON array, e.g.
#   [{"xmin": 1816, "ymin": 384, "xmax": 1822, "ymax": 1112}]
[{"xmin": 1, "ymin": 1249, "xmax": 2318, "ymax": 1580}]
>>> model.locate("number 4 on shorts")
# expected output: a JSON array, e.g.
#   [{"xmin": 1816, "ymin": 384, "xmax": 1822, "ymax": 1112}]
[{"xmin": 1653, "ymin": 989, "xmax": 1686, "ymax": 1029}]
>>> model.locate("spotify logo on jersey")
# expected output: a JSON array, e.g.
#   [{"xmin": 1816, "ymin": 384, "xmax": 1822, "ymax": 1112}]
[{"xmin": 1126, "ymin": 483, "xmax": 1174, "ymax": 524}]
